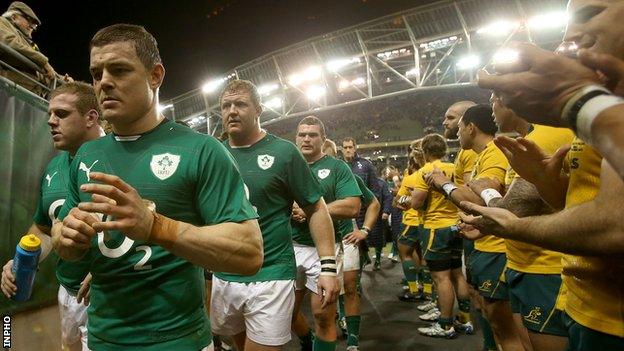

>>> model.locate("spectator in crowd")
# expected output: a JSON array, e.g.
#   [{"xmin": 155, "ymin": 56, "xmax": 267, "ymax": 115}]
[{"xmin": 0, "ymin": 2, "xmax": 65, "ymax": 95}]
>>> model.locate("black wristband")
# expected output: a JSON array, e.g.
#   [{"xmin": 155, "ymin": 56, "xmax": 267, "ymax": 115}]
[{"xmin": 566, "ymin": 90, "xmax": 610, "ymax": 133}]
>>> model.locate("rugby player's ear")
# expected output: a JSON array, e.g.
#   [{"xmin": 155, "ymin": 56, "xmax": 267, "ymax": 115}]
[
  {"xmin": 85, "ymin": 109, "xmax": 99, "ymax": 128},
  {"xmin": 149, "ymin": 63, "xmax": 165, "ymax": 90}
]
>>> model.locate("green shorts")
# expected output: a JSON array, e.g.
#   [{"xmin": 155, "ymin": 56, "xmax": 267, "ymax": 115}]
[
  {"xmin": 398, "ymin": 225, "xmax": 422, "ymax": 248},
  {"xmin": 468, "ymin": 250, "xmax": 508, "ymax": 300},
  {"xmin": 421, "ymin": 226, "xmax": 463, "ymax": 261},
  {"xmin": 506, "ymin": 268, "xmax": 567, "ymax": 336},
  {"xmin": 563, "ymin": 312, "xmax": 624, "ymax": 351}
]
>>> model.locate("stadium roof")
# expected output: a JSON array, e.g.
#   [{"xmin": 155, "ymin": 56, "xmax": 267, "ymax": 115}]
[{"xmin": 161, "ymin": 0, "xmax": 567, "ymax": 134}]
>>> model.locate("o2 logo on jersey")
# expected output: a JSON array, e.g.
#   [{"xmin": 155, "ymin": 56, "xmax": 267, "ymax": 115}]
[
  {"xmin": 150, "ymin": 153, "xmax": 181, "ymax": 180},
  {"xmin": 95, "ymin": 213, "xmax": 152, "ymax": 271},
  {"xmin": 318, "ymin": 169, "xmax": 331, "ymax": 179}
]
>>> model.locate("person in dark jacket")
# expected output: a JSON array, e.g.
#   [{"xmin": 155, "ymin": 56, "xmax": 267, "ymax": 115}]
[{"xmin": 367, "ymin": 177, "xmax": 392, "ymax": 270}]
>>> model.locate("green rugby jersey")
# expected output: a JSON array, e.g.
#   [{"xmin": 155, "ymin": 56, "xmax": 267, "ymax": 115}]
[
  {"xmin": 32, "ymin": 151, "xmax": 90, "ymax": 294},
  {"xmin": 340, "ymin": 174, "xmax": 376, "ymax": 235},
  {"xmin": 58, "ymin": 120, "xmax": 257, "ymax": 350},
  {"xmin": 292, "ymin": 155, "xmax": 361, "ymax": 246},
  {"xmin": 217, "ymin": 133, "xmax": 322, "ymax": 283}
]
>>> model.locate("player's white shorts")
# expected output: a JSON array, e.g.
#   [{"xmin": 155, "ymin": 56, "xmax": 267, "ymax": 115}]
[
  {"xmin": 58, "ymin": 284, "xmax": 88, "ymax": 351},
  {"xmin": 294, "ymin": 243, "xmax": 343, "ymax": 293},
  {"xmin": 342, "ymin": 240, "xmax": 360, "ymax": 272},
  {"xmin": 210, "ymin": 277, "xmax": 295, "ymax": 346}
]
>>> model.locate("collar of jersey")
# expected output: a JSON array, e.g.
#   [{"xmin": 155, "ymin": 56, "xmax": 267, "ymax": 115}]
[{"xmin": 112, "ymin": 118, "xmax": 169, "ymax": 142}]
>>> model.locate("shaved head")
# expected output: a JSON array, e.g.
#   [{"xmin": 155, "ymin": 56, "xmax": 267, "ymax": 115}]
[{"xmin": 443, "ymin": 100, "xmax": 476, "ymax": 139}]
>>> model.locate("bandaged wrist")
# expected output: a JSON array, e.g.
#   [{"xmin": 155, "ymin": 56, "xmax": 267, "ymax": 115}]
[
  {"xmin": 576, "ymin": 94, "xmax": 624, "ymax": 145},
  {"xmin": 562, "ymin": 85, "xmax": 611, "ymax": 136},
  {"xmin": 148, "ymin": 212, "xmax": 180, "ymax": 250},
  {"xmin": 319, "ymin": 256, "xmax": 338, "ymax": 276},
  {"xmin": 441, "ymin": 182, "xmax": 458, "ymax": 198},
  {"xmin": 480, "ymin": 188, "xmax": 503, "ymax": 206}
]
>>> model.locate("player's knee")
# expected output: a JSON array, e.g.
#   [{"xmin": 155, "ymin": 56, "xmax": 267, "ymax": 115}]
[{"xmin": 313, "ymin": 310, "xmax": 334, "ymax": 330}]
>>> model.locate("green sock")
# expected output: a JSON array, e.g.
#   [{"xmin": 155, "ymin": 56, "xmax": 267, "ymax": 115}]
[
  {"xmin": 401, "ymin": 261, "xmax": 419, "ymax": 293},
  {"xmin": 478, "ymin": 310, "xmax": 497, "ymax": 350},
  {"xmin": 439, "ymin": 317, "xmax": 454, "ymax": 330},
  {"xmin": 458, "ymin": 298, "xmax": 471, "ymax": 323},
  {"xmin": 313, "ymin": 337, "xmax": 336, "ymax": 351},
  {"xmin": 338, "ymin": 295, "xmax": 346, "ymax": 320},
  {"xmin": 299, "ymin": 330, "xmax": 313, "ymax": 351},
  {"xmin": 346, "ymin": 315, "xmax": 361, "ymax": 346}
]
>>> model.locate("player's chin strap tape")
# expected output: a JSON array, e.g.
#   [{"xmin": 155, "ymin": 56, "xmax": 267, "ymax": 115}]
[
  {"xmin": 320, "ymin": 256, "xmax": 338, "ymax": 276},
  {"xmin": 148, "ymin": 212, "xmax": 180, "ymax": 250}
]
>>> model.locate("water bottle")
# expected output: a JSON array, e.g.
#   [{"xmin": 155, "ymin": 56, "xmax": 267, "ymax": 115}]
[{"xmin": 11, "ymin": 234, "xmax": 41, "ymax": 302}]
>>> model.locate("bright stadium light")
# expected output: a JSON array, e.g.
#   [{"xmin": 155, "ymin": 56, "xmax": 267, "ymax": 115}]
[
  {"xmin": 305, "ymin": 85, "xmax": 325, "ymax": 101},
  {"xmin": 405, "ymin": 68, "xmax": 419, "ymax": 77},
  {"xmin": 477, "ymin": 20, "xmax": 519, "ymax": 36},
  {"xmin": 528, "ymin": 11, "xmax": 568, "ymax": 30},
  {"xmin": 264, "ymin": 96, "xmax": 283, "ymax": 109},
  {"xmin": 456, "ymin": 55, "xmax": 480, "ymax": 70},
  {"xmin": 257, "ymin": 83, "xmax": 279, "ymax": 96},
  {"xmin": 157, "ymin": 103, "xmax": 173, "ymax": 113},
  {"xmin": 289, "ymin": 65, "xmax": 321, "ymax": 86},
  {"xmin": 326, "ymin": 57, "xmax": 361, "ymax": 72},
  {"xmin": 338, "ymin": 79, "xmax": 350, "ymax": 91},
  {"xmin": 351, "ymin": 77, "xmax": 365, "ymax": 87},
  {"xmin": 202, "ymin": 78, "xmax": 225, "ymax": 94},
  {"xmin": 492, "ymin": 49, "xmax": 519, "ymax": 65}
]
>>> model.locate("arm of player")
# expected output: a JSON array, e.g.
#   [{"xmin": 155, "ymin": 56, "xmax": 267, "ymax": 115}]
[
  {"xmin": 326, "ymin": 196, "xmax": 361, "ymax": 220},
  {"xmin": 344, "ymin": 197, "xmax": 380, "ymax": 244},
  {"xmin": 426, "ymin": 167, "xmax": 485, "ymax": 207},
  {"xmin": 468, "ymin": 177, "xmax": 553, "ymax": 217},
  {"xmin": 410, "ymin": 189, "xmax": 428, "ymax": 210},
  {"xmin": 588, "ymin": 104, "xmax": 624, "ymax": 181},
  {"xmin": 460, "ymin": 160, "xmax": 624, "ymax": 256},
  {"xmin": 73, "ymin": 172, "xmax": 263, "ymax": 275}
]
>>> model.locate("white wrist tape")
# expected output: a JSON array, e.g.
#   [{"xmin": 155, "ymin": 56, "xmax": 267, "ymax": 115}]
[
  {"xmin": 480, "ymin": 188, "xmax": 503, "ymax": 206},
  {"xmin": 441, "ymin": 182, "xmax": 458, "ymax": 197},
  {"xmin": 577, "ymin": 94, "xmax": 624, "ymax": 145}
]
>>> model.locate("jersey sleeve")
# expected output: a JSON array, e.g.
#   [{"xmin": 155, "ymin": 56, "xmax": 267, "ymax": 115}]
[
  {"xmin": 196, "ymin": 138, "xmax": 258, "ymax": 224},
  {"xmin": 57, "ymin": 156, "xmax": 82, "ymax": 221},
  {"xmin": 475, "ymin": 149, "xmax": 508, "ymax": 183},
  {"xmin": 397, "ymin": 172, "xmax": 418, "ymax": 196},
  {"xmin": 335, "ymin": 161, "xmax": 362, "ymax": 200},
  {"xmin": 32, "ymin": 173, "xmax": 51, "ymax": 227},
  {"xmin": 355, "ymin": 174, "xmax": 375, "ymax": 206},
  {"xmin": 285, "ymin": 143, "xmax": 322, "ymax": 207},
  {"xmin": 412, "ymin": 168, "xmax": 430, "ymax": 192}
]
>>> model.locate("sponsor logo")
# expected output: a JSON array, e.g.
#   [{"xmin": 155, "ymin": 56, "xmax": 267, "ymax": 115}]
[
  {"xmin": 45, "ymin": 171, "xmax": 58, "ymax": 186},
  {"xmin": 79, "ymin": 160, "xmax": 99, "ymax": 181}
]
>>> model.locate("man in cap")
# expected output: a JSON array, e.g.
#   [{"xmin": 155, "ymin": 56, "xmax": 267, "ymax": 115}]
[{"xmin": 0, "ymin": 2, "xmax": 60, "ymax": 94}]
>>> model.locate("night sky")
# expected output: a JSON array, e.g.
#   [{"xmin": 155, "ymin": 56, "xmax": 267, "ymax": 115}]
[{"xmin": 21, "ymin": 0, "xmax": 433, "ymax": 99}]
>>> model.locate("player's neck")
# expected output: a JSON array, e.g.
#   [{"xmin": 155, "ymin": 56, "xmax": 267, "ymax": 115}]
[
  {"xmin": 229, "ymin": 128, "xmax": 265, "ymax": 147},
  {"xmin": 112, "ymin": 108, "xmax": 163, "ymax": 136},
  {"xmin": 514, "ymin": 120, "xmax": 531, "ymax": 137},
  {"xmin": 472, "ymin": 135, "xmax": 493, "ymax": 154},
  {"xmin": 306, "ymin": 151, "xmax": 325, "ymax": 164}
]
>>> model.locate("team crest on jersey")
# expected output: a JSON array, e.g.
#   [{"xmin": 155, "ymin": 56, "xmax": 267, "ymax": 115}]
[
  {"xmin": 257, "ymin": 154, "xmax": 275, "ymax": 170},
  {"xmin": 357, "ymin": 162, "xmax": 362, "ymax": 169},
  {"xmin": 318, "ymin": 169, "xmax": 331, "ymax": 179},
  {"xmin": 150, "ymin": 153, "xmax": 181, "ymax": 180}
]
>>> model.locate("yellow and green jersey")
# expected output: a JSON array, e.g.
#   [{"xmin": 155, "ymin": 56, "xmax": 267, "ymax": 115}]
[
  {"xmin": 218, "ymin": 133, "xmax": 323, "ymax": 283},
  {"xmin": 58, "ymin": 120, "xmax": 258, "ymax": 349},
  {"xmin": 454, "ymin": 148, "xmax": 478, "ymax": 186},
  {"xmin": 398, "ymin": 170, "xmax": 423, "ymax": 226},
  {"xmin": 505, "ymin": 125, "xmax": 575, "ymax": 274},
  {"xmin": 32, "ymin": 151, "xmax": 91, "ymax": 295},
  {"xmin": 470, "ymin": 140, "xmax": 508, "ymax": 253},
  {"xmin": 412, "ymin": 160, "xmax": 458, "ymax": 229},
  {"xmin": 562, "ymin": 138, "xmax": 624, "ymax": 337},
  {"xmin": 292, "ymin": 155, "xmax": 362, "ymax": 245}
]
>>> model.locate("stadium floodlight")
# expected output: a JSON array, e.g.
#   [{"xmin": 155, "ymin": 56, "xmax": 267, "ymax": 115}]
[
  {"xmin": 456, "ymin": 55, "xmax": 480, "ymax": 70},
  {"xmin": 326, "ymin": 57, "xmax": 361, "ymax": 73},
  {"xmin": 289, "ymin": 65, "xmax": 322, "ymax": 86},
  {"xmin": 202, "ymin": 78, "xmax": 225, "ymax": 94},
  {"xmin": 492, "ymin": 49, "xmax": 519, "ymax": 65},
  {"xmin": 528, "ymin": 11, "xmax": 568, "ymax": 30},
  {"xmin": 305, "ymin": 85, "xmax": 325, "ymax": 101},
  {"xmin": 257, "ymin": 83, "xmax": 279, "ymax": 96},
  {"xmin": 264, "ymin": 96, "xmax": 283, "ymax": 109},
  {"xmin": 405, "ymin": 68, "xmax": 419, "ymax": 77},
  {"xmin": 351, "ymin": 77, "xmax": 365, "ymax": 87},
  {"xmin": 338, "ymin": 79, "xmax": 350, "ymax": 91},
  {"xmin": 157, "ymin": 103, "xmax": 173, "ymax": 113},
  {"xmin": 476, "ymin": 20, "xmax": 519, "ymax": 36}
]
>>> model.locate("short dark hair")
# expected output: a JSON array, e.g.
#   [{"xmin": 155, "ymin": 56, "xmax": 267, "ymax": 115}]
[
  {"xmin": 49, "ymin": 81, "xmax": 100, "ymax": 116},
  {"xmin": 461, "ymin": 104, "xmax": 497, "ymax": 136},
  {"xmin": 90, "ymin": 24, "xmax": 162, "ymax": 69},
  {"xmin": 342, "ymin": 137, "xmax": 356, "ymax": 146},
  {"xmin": 298, "ymin": 115, "xmax": 326, "ymax": 138},
  {"xmin": 421, "ymin": 133, "xmax": 447, "ymax": 159},
  {"xmin": 219, "ymin": 79, "xmax": 262, "ymax": 112}
]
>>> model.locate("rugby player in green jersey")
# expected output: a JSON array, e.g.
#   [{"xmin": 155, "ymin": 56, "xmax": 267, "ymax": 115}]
[
  {"xmin": 1, "ymin": 82, "xmax": 104, "ymax": 351},
  {"xmin": 51, "ymin": 24, "xmax": 263, "ymax": 350},
  {"xmin": 291, "ymin": 116, "xmax": 361, "ymax": 351},
  {"xmin": 211, "ymin": 79, "xmax": 338, "ymax": 351}
]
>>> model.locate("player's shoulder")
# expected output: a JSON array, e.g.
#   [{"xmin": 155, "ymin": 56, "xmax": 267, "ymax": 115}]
[{"xmin": 264, "ymin": 133, "xmax": 301, "ymax": 154}]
